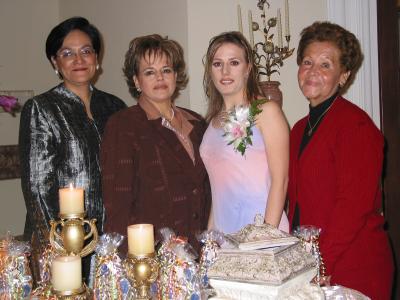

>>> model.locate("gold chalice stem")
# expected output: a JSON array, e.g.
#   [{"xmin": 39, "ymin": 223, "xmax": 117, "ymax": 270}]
[{"xmin": 124, "ymin": 253, "xmax": 159, "ymax": 300}]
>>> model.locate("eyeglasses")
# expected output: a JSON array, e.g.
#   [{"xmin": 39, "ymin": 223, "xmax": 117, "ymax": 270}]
[{"xmin": 56, "ymin": 46, "xmax": 95, "ymax": 60}]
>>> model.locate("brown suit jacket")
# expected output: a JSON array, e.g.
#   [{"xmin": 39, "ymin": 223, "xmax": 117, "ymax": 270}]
[{"xmin": 101, "ymin": 104, "xmax": 211, "ymax": 253}]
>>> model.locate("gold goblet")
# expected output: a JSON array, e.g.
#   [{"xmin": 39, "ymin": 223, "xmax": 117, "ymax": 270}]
[
  {"xmin": 49, "ymin": 213, "xmax": 98, "ymax": 257},
  {"xmin": 124, "ymin": 253, "xmax": 159, "ymax": 299}
]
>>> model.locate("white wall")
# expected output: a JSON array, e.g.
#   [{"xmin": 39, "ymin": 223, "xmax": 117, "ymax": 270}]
[
  {"xmin": 0, "ymin": 0, "xmax": 327, "ymax": 235},
  {"xmin": 0, "ymin": 0, "xmax": 59, "ymax": 144},
  {"xmin": 59, "ymin": 0, "xmax": 189, "ymax": 108},
  {"xmin": 0, "ymin": 0, "xmax": 59, "ymax": 235}
]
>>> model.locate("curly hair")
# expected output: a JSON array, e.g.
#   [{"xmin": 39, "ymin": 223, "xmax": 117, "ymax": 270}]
[
  {"xmin": 203, "ymin": 31, "xmax": 262, "ymax": 123},
  {"xmin": 123, "ymin": 34, "xmax": 188, "ymax": 101},
  {"xmin": 297, "ymin": 21, "xmax": 363, "ymax": 93}
]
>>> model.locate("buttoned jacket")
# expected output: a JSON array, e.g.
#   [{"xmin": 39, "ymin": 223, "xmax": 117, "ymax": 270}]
[
  {"xmin": 288, "ymin": 97, "xmax": 393, "ymax": 297},
  {"xmin": 101, "ymin": 104, "xmax": 211, "ymax": 251}
]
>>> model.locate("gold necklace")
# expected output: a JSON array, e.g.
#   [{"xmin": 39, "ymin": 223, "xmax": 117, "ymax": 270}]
[
  {"xmin": 307, "ymin": 99, "xmax": 336, "ymax": 136},
  {"xmin": 161, "ymin": 111, "xmax": 190, "ymax": 146},
  {"xmin": 159, "ymin": 107, "xmax": 174, "ymax": 123}
]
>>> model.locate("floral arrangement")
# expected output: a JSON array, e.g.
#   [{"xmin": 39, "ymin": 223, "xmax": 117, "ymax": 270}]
[
  {"xmin": 222, "ymin": 99, "xmax": 266, "ymax": 155},
  {"xmin": 0, "ymin": 95, "xmax": 20, "ymax": 116}
]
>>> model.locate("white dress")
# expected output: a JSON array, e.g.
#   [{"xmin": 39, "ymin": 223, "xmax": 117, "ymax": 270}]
[{"xmin": 200, "ymin": 124, "xmax": 289, "ymax": 234}]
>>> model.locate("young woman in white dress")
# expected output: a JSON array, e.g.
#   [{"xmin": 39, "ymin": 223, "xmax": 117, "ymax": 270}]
[{"xmin": 200, "ymin": 31, "xmax": 289, "ymax": 234}]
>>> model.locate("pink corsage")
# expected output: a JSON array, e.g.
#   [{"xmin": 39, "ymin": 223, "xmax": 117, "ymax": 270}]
[{"xmin": 222, "ymin": 99, "xmax": 266, "ymax": 155}]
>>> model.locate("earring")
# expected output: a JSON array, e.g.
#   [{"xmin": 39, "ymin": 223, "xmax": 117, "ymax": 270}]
[
  {"xmin": 55, "ymin": 69, "xmax": 59, "ymax": 76},
  {"xmin": 136, "ymin": 87, "xmax": 141, "ymax": 93},
  {"xmin": 96, "ymin": 64, "xmax": 100, "ymax": 70}
]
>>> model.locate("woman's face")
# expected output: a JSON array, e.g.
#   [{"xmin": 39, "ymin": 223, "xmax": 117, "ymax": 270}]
[
  {"xmin": 298, "ymin": 41, "xmax": 350, "ymax": 106},
  {"xmin": 133, "ymin": 53, "xmax": 177, "ymax": 105},
  {"xmin": 210, "ymin": 43, "xmax": 250, "ymax": 104},
  {"xmin": 51, "ymin": 30, "xmax": 97, "ymax": 89}
]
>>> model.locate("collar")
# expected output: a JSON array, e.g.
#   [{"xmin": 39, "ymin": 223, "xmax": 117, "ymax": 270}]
[
  {"xmin": 54, "ymin": 83, "xmax": 94, "ymax": 103},
  {"xmin": 138, "ymin": 97, "xmax": 200, "ymax": 122},
  {"xmin": 138, "ymin": 97, "xmax": 163, "ymax": 120},
  {"xmin": 309, "ymin": 93, "xmax": 338, "ymax": 123}
]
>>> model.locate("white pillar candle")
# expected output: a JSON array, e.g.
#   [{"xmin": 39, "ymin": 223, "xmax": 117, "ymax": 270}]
[
  {"xmin": 277, "ymin": 9, "xmax": 283, "ymax": 48},
  {"xmin": 248, "ymin": 10, "xmax": 254, "ymax": 48},
  {"xmin": 51, "ymin": 256, "xmax": 82, "ymax": 291},
  {"xmin": 237, "ymin": 4, "xmax": 243, "ymax": 34},
  {"xmin": 59, "ymin": 184, "xmax": 84, "ymax": 215},
  {"xmin": 127, "ymin": 224, "xmax": 155, "ymax": 256},
  {"xmin": 284, "ymin": 0, "xmax": 290, "ymax": 37}
]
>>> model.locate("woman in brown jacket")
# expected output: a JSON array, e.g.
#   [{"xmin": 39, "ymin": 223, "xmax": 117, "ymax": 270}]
[{"xmin": 101, "ymin": 34, "xmax": 210, "ymax": 252}]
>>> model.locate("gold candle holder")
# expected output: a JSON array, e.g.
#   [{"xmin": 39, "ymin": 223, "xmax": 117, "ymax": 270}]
[
  {"xmin": 49, "ymin": 213, "xmax": 98, "ymax": 257},
  {"xmin": 249, "ymin": 0, "xmax": 295, "ymax": 81},
  {"xmin": 124, "ymin": 252, "xmax": 159, "ymax": 299},
  {"xmin": 52, "ymin": 283, "xmax": 92, "ymax": 299}
]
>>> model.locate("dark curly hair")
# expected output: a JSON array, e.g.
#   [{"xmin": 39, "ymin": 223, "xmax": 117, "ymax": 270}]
[
  {"xmin": 297, "ymin": 21, "xmax": 363, "ymax": 93},
  {"xmin": 123, "ymin": 34, "xmax": 188, "ymax": 101},
  {"xmin": 203, "ymin": 31, "xmax": 262, "ymax": 123}
]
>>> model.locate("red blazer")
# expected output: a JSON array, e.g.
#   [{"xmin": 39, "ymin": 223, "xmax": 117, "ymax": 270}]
[{"xmin": 288, "ymin": 97, "xmax": 393, "ymax": 299}]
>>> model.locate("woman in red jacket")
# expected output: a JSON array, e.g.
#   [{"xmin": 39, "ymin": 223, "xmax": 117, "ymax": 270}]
[{"xmin": 288, "ymin": 21, "xmax": 394, "ymax": 299}]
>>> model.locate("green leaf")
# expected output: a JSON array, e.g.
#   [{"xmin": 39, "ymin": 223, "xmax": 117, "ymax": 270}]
[{"xmin": 237, "ymin": 143, "xmax": 246, "ymax": 155}]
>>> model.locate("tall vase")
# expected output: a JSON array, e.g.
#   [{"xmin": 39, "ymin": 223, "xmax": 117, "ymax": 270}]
[{"xmin": 259, "ymin": 80, "xmax": 283, "ymax": 107}]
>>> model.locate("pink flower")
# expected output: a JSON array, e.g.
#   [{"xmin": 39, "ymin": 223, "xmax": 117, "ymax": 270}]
[
  {"xmin": 222, "ymin": 99, "xmax": 266, "ymax": 155},
  {"xmin": 0, "ymin": 95, "xmax": 19, "ymax": 115},
  {"xmin": 232, "ymin": 124, "xmax": 246, "ymax": 139}
]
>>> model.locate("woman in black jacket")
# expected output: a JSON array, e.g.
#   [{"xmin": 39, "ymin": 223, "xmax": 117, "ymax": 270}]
[{"xmin": 19, "ymin": 16, "xmax": 126, "ymax": 284}]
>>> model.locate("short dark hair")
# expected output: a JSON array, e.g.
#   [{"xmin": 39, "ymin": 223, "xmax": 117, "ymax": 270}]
[
  {"xmin": 297, "ymin": 21, "xmax": 363, "ymax": 93},
  {"xmin": 123, "ymin": 34, "xmax": 188, "ymax": 101},
  {"xmin": 45, "ymin": 17, "xmax": 101, "ymax": 62},
  {"xmin": 203, "ymin": 31, "xmax": 262, "ymax": 123}
]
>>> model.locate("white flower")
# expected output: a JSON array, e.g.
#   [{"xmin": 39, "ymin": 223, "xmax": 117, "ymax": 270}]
[{"xmin": 234, "ymin": 106, "xmax": 250, "ymax": 123}]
